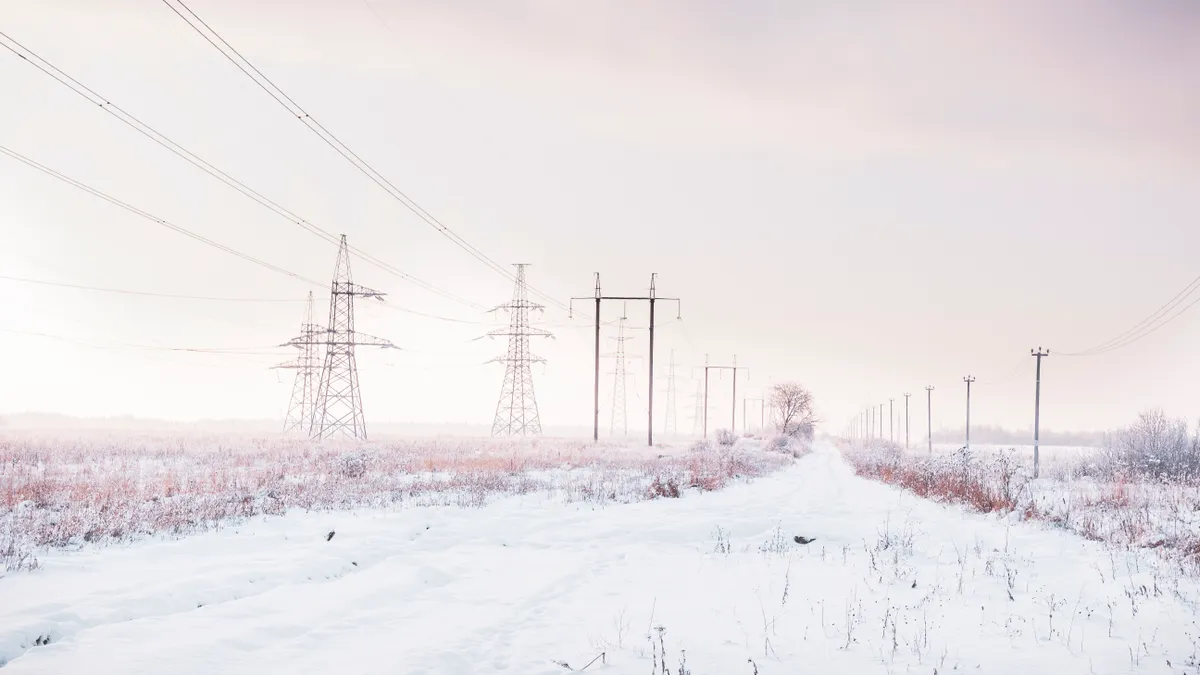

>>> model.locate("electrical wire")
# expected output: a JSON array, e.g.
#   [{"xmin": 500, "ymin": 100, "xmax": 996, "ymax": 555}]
[
  {"xmin": 371, "ymin": 300, "xmax": 490, "ymax": 325},
  {"xmin": 1059, "ymin": 272, "xmax": 1200, "ymax": 356},
  {"xmin": 159, "ymin": 0, "xmax": 569, "ymax": 312},
  {"xmin": 977, "ymin": 355, "xmax": 1029, "ymax": 385},
  {"xmin": 0, "ymin": 30, "xmax": 481, "ymax": 310},
  {"xmin": 0, "ymin": 143, "xmax": 323, "ymax": 287},
  {"xmin": 0, "ymin": 326, "xmax": 286, "ymax": 355},
  {"xmin": 0, "ymin": 273, "xmax": 305, "ymax": 302}
]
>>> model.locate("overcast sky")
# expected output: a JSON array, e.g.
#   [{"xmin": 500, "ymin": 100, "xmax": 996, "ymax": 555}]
[{"xmin": 1, "ymin": 0, "xmax": 1198, "ymax": 437}]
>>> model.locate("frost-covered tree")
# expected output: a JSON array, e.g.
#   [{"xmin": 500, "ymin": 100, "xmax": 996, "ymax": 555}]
[{"xmin": 769, "ymin": 382, "xmax": 817, "ymax": 439}]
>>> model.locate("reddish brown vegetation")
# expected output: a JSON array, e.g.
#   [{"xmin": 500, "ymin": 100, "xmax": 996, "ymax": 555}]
[
  {"xmin": 1, "ymin": 435, "xmax": 796, "ymax": 572},
  {"xmin": 846, "ymin": 444, "xmax": 1200, "ymax": 574}
]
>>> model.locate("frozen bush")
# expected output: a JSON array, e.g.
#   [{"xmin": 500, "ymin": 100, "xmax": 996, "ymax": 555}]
[
  {"xmin": 1102, "ymin": 410, "xmax": 1200, "ymax": 479},
  {"xmin": 714, "ymin": 429, "xmax": 737, "ymax": 447},
  {"xmin": 337, "ymin": 450, "xmax": 369, "ymax": 479},
  {"xmin": 767, "ymin": 435, "xmax": 811, "ymax": 458}
]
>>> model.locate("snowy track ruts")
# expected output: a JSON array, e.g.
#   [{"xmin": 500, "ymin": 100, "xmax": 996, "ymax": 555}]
[{"xmin": 4, "ymin": 443, "xmax": 1200, "ymax": 674}]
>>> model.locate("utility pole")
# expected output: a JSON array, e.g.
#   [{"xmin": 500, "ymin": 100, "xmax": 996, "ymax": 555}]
[
  {"xmin": 487, "ymin": 264, "xmax": 552, "ymax": 437},
  {"xmin": 963, "ymin": 376, "xmax": 976, "ymax": 450},
  {"xmin": 305, "ymin": 235, "xmax": 396, "ymax": 441},
  {"xmin": 698, "ymin": 355, "xmax": 746, "ymax": 437},
  {"xmin": 903, "ymin": 392, "xmax": 911, "ymax": 450},
  {"xmin": 925, "ymin": 385, "xmax": 934, "ymax": 454},
  {"xmin": 275, "ymin": 291, "xmax": 322, "ymax": 435},
  {"xmin": 571, "ymin": 273, "xmax": 680, "ymax": 446},
  {"xmin": 889, "ymin": 398, "xmax": 894, "ymax": 444},
  {"xmin": 1032, "ymin": 347, "xmax": 1049, "ymax": 478}
]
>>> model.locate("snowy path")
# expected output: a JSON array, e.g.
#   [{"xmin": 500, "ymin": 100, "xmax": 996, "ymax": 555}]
[{"xmin": 3, "ymin": 443, "xmax": 1199, "ymax": 674}]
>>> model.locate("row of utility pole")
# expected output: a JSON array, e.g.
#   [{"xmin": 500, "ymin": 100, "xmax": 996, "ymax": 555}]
[
  {"xmin": 845, "ymin": 347, "xmax": 1051, "ymax": 477},
  {"xmin": 571, "ymin": 273, "xmax": 779, "ymax": 446}
]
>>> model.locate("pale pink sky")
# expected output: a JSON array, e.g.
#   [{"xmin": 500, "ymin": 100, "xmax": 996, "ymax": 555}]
[{"xmin": 0, "ymin": 0, "xmax": 1197, "ymax": 435}]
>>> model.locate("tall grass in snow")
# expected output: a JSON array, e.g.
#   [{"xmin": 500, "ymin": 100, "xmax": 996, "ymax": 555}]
[
  {"xmin": 845, "ymin": 411, "xmax": 1200, "ymax": 573},
  {"xmin": 0, "ymin": 434, "xmax": 796, "ymax": 573}
]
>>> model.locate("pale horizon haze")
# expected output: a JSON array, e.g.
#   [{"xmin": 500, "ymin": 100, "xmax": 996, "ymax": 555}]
[{"xmin": 1, "ymin": 0, "xmax": 1198, "ymax": 437}]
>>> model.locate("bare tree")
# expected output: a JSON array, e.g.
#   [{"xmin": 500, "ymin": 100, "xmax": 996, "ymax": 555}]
[{"xmin": 769, "ymin": 382, "xmax": 817, "ymax": 439}]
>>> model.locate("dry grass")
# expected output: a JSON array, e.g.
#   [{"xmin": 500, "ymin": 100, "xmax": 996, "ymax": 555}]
[
  {"xmin": 845, "ymin": 442, "xmax": 1200, "ymax": 574},
  {"xmin": 0, "ymin": 433, "xmax": 795, "ymax": 573}
]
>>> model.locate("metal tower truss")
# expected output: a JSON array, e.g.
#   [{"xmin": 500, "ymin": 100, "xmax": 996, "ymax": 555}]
[
  {"xmin": 274, "ymin": 291, "xmax": 323, "ymax": 435},
  {"xmin": 608, "ymin": 308, "xmax": 634, "ymax": 437},
  {"xmin": 488, "ymin": 264, "xmax": 553, "ymax": 437},
  {"xmin": 292, "ymin": 235, "xmax": 396, "ymax": 442}
]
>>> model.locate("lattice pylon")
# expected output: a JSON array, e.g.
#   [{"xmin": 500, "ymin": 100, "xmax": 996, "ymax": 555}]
[
  {"xmin": 274, "ymin": 291, "xmax": 323, "ymax": 435},
  {"xmin": 608, "ymin": 307, "xmax": 633, "ymax": 437},
  {"xmin": 691, "ymin": 379, "xmax": 705, "ymax": 436},
  {"xmin": 488, "ymin": 264, "xmax": 552, "ymax": 437},
  {"xmin": 299, "ymin": 235, "xmax": 395, "ymax": 442},
  {"xmin": 664, "ymin": 348, "xmax": 677, "ymax": 436}
]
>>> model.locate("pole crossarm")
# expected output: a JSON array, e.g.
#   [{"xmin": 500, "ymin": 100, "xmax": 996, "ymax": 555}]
[
  {"xmin": 571, "ymin": 273, "xmax": 682, "ymax": 447},
  {"xmin": 285, "ymin": 330, "xmax": 397, "ymax": 349}
]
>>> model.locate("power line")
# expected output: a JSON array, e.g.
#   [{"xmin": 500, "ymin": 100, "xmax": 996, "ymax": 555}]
[
  {"xmin": 0, "ymin": 273, "xmax": 304, "ymax": 302},
  {"xmin": 0, "ymin": 29, "xmax": 480, "ymax": 310},
  {"xmin": 977, "ymin": 355, "xmax": 1028, "ymax": 385},
  {"xmin": 2, "ymin": 272, "xmax": 490, "ymax": 325},
  {"xmin": 1061, "ymin": 272, "xmax": 1200, "ymax": 356},
  {"xmin": 159, "ymin": 0, "xmax": 569, "ymax": 312},
  {"xmin": 0, "ymin": 325, "xmax": 285, "ymax": 355},
  {"xmin": 0, "ymin": 143, "xmax": 322, "ymax": 287}
]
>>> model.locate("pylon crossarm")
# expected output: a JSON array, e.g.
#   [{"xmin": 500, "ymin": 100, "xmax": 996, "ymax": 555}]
[
  {"xmin": 336, "ymin": 283, "xmax": 386, "ymax": 298},
  {"xmin": 348, "ymin": 331, "xmax": 396, "ymax": 349},
  {"xmin": 487, "ymin": 327, "xmax": 552, "ymax": 338},
  {"xmin": 487, "ymin": 353, "xmax": 546, "ymax": 364}
]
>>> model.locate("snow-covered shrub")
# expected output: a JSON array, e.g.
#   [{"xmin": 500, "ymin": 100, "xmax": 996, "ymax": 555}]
[
  {"xmin": 689, "ymin": 439, "xmax": 712, "ymax": 453},
  {"xmin": 648, "ymin": 475, "xmax": 681, "ymax": 499},
  {"xmin": 1102, "ymin": 410, "xmax": 1200, "ymax": 479},
  {"xmin": 714, "ymin": 429, "xmax": 737, "ymax": 447},
  {"xmin": 337, "ymin": 450, "xmax": 369, "ymax": 479},
  {"xmin": 767, "ymin": 435, "xmax": 791, "ymax": 453}
]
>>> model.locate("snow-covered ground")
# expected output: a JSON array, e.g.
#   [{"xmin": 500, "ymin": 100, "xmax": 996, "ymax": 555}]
[{"xmin": 3, "ymin": 441, "xmax": 1200, "ymax": 674}]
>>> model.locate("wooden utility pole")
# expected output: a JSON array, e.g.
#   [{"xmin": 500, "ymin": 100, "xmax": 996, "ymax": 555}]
[
  {"xmin": 925, "ymin": 385, "xmax": 934, "ymax": 454},
  {"xmin": 1031, "ymin": 347, "xmax": 1049, "ymax": 478},
  {"xmin": 963, "ymin": 376, "xmax": 976, "ymax": 450},
  {"xmin": 889, "ymin": 398, "xmax": 894, "ymax": 444},
  {"xmin": 879, "ymin": 403, "xmax": 884, "ymax": 443},
  {"xmin": 903, "ymin": 392, "xmax": 911, "ymax": 449},
  {"xmin": 571, "ymin": 273, "xmax": 680, "ymax": 447}
]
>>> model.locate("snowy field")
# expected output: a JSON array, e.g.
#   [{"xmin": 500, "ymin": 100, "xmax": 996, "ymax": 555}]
[
  {"xmin": 4, "ymin": 442, "xmax": 1200, "ymax": 673},
  {"xmin": 848, "ymin": 441, "xmax": 1200, "ymax": 565},
  {"xmin": 0, "ymin": 434, "xmax": 791, "ymax": 573}
]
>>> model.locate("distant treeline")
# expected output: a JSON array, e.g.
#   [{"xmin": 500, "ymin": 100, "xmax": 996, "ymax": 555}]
[{"xmin": 928, "ymin": 424, "xmax": 1107, "ymax": 447}]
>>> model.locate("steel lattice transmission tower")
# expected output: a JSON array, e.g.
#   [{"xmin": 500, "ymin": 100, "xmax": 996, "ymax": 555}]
[
  {"xmin": 489, "ymin": 264, "xmax": 553, "ymax": 437},
  {"xmin": 306, "ymin": 235, "xmax": 396, "ymax": 441},
  {"xmin": 609, "ymin": 306, "xmax": 633, "ymax": 437},
  {"xmin": 663, "ymin": 349, "xmax": 678, "ymax": 435},
  {"xmin": 691, "ymin": 379, "xmax": 705, "ymax": 436},
  {"xmin": 275, "ymin": 291, "xmax": 323, "ymax": 434}
]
